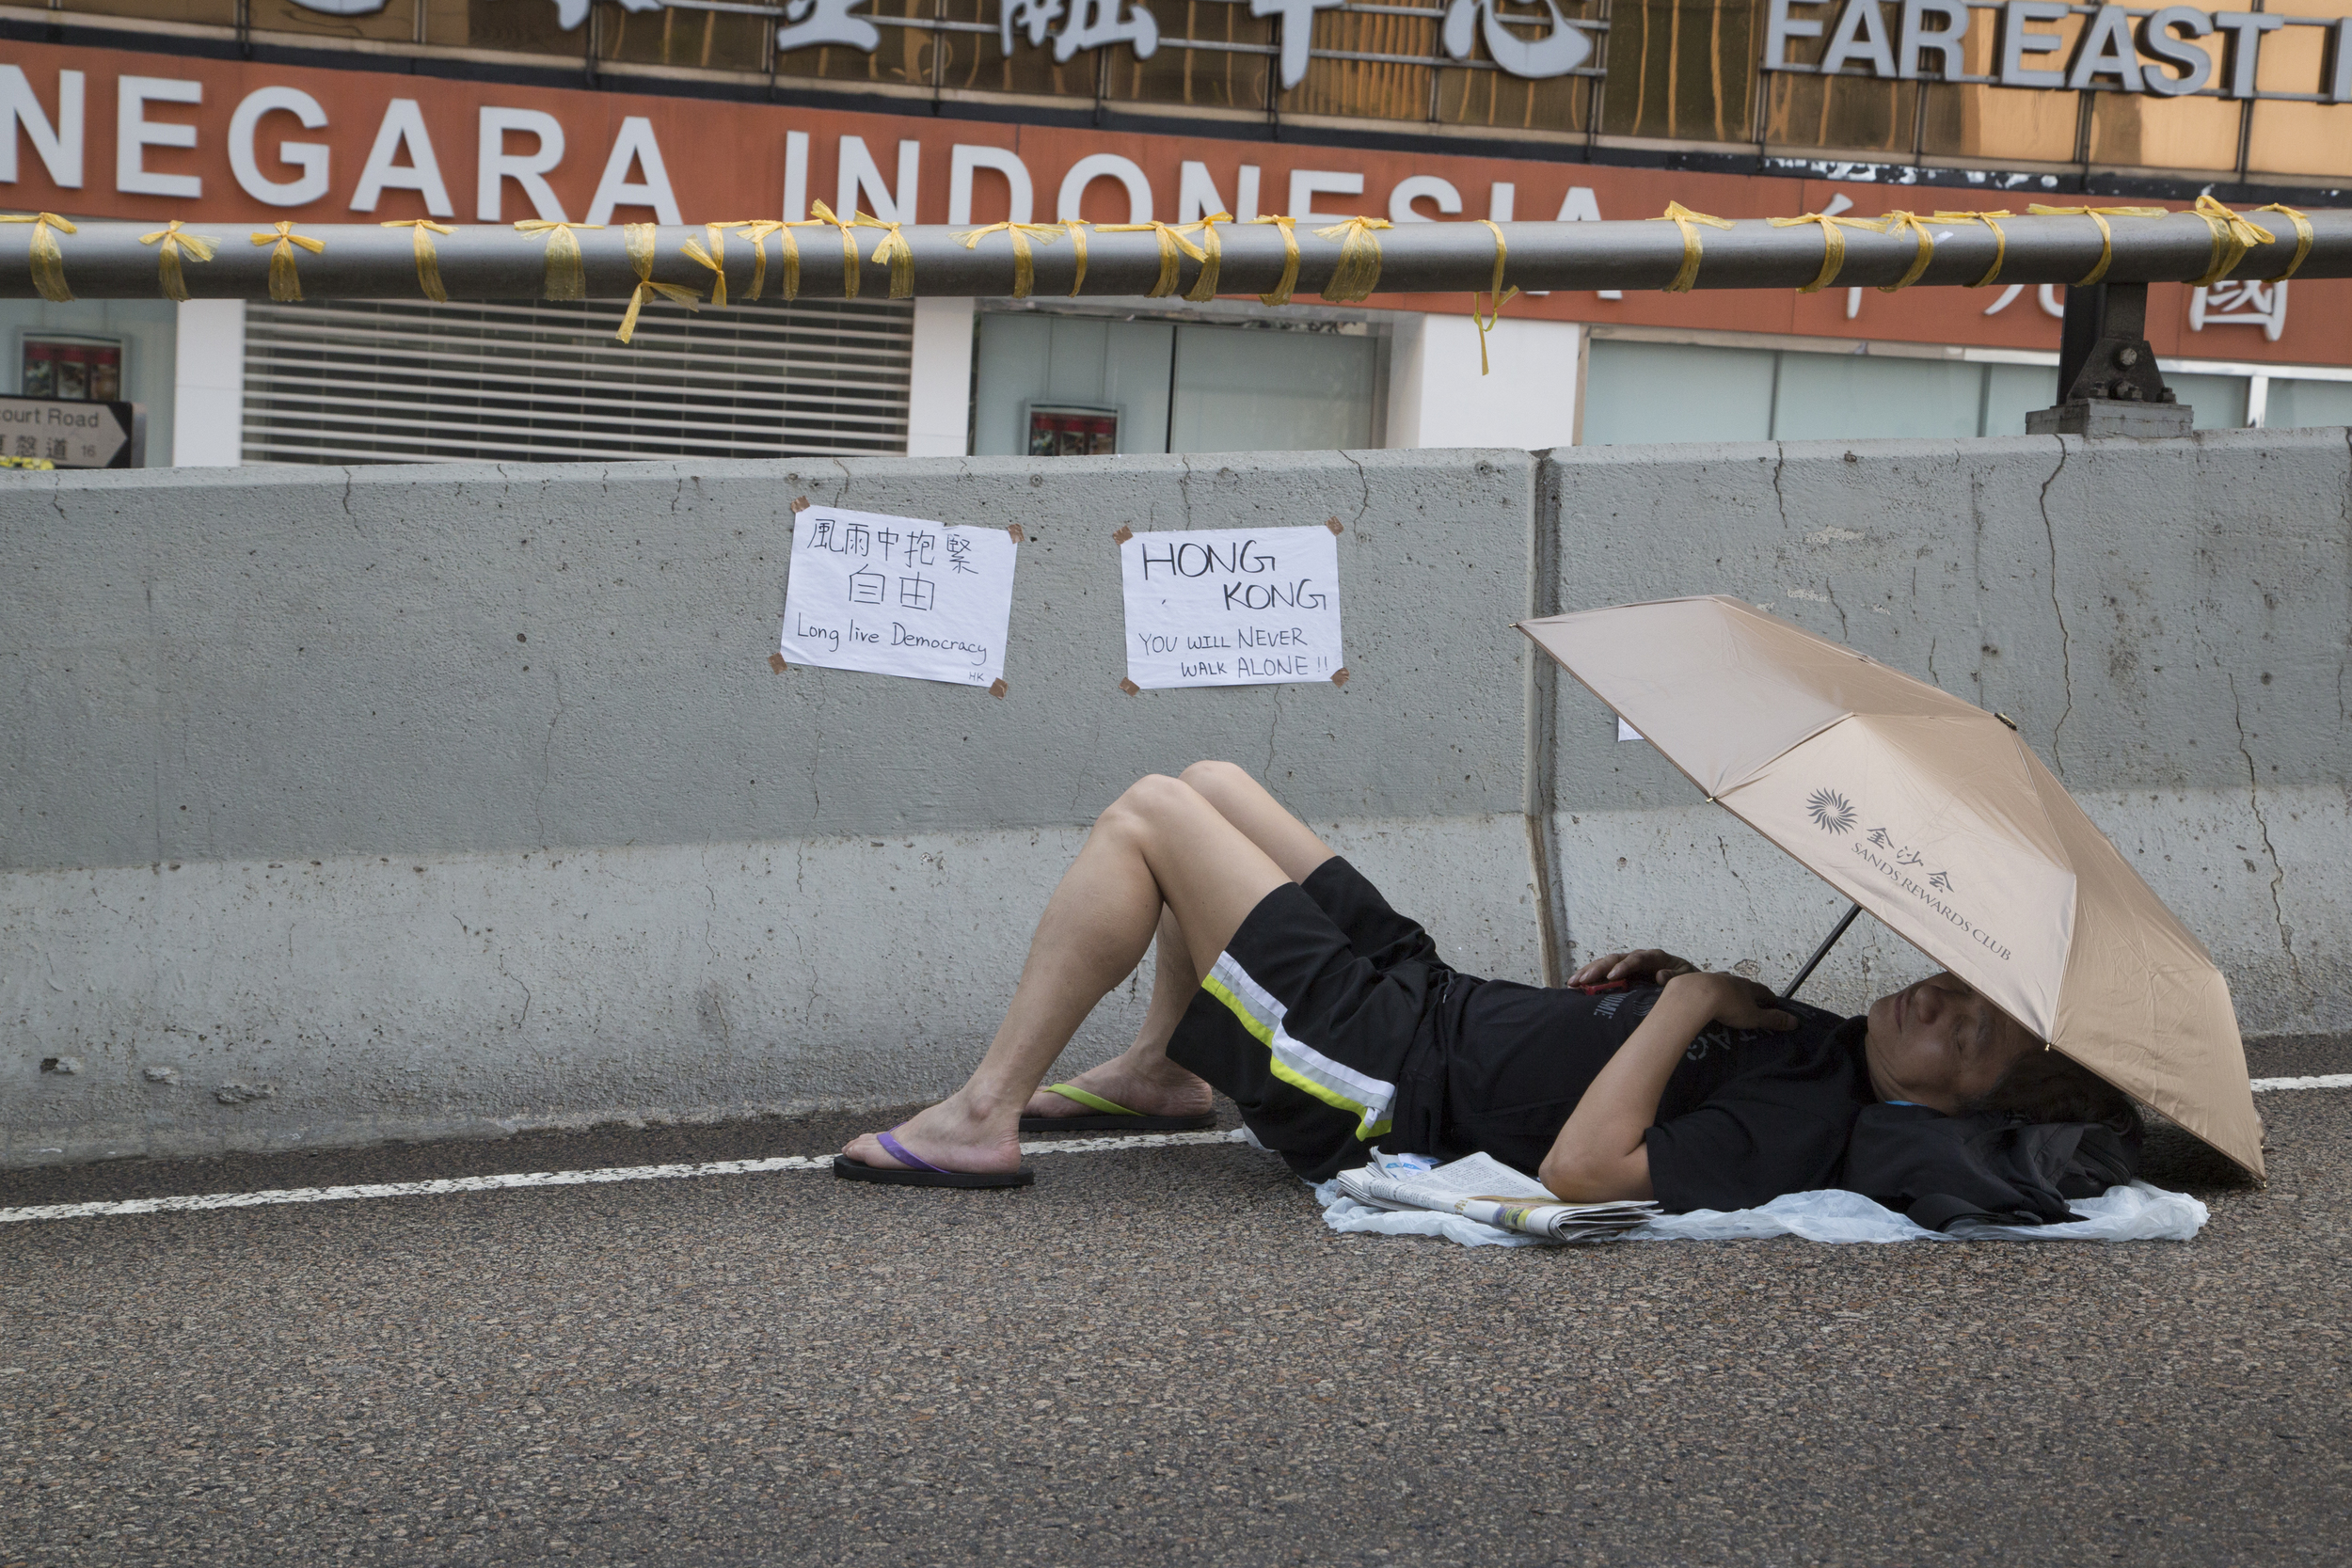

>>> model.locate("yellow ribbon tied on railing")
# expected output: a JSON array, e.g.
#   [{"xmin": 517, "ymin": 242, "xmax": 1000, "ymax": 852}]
[
  {"xmin": 1176, "ymin": 214, "xmax": 1232, "ymax": 304},
  {"xmin": 1062, "ymin": 220, "xmax": 1090, "ymax": 296},
  {"xmin": 2188, "ymin": 195, "xmax": 2275, "ymax": 289},
  {"xmin": 1314, "ymin": 216, "xmax": 1391, "ymax": 302},
  {"xmin": 1249, "ymin": 215, "xmax": 1299, "ymax": 307},
  {"xmin": 515, "ymin": 219, "xmax": 601, "ymax": 301},
  {"xmin": 1868, "ymin": 212, "xmax": 1937, "ymax": 293},
  {"xmin": 680, "ymin": 223, "xmax": 735, "ymax": 308},
  {"xmin": 251, "ymin": 221, "xmax": 325, "ymax": 303},
  {"xmin": 1099, "ymin": 220, "xmax": 1209, "ymax": 299},
  {"xmin": 1649, "ymin": 202, "xmax": 1733, "ymax": 293},
  {"xmin": 1472, "ymin": 218, "xmax": 1521, "ymax": 377},
  {"xmin": 138, "ymin": 220, "xmax": 217, "ymax": 303},
  {"xmin": 380, "ymin": 219, "xmax": 453, "ymax": 304},
  {"xmin": 2255, "ymin": 203, "xmax": 2313, "ymax": 282},
  {"xmin": 953, "ymin": 221, "xmax": 1064, "ymax": 300},
  {"xmin": 1768, "ymin": 212, "xmax": 1879, "ymax": 293},
  {"xmin": 712, "ymin": 220, "xmax": 788, "ymax": 301},
  {"xmin": 803, "ymin": 202, "xmax": 866, "ymax": 299},
  {"xmin": 2025, "ymin": 204, "xmax": 2168, "ymax": 287},
  {"xmin": 1924, "ymin": 211, "xmax": 2011, "ymax": 288},
  {"xmin": 0, "ymin": 213, "xmax": 77, "ymax": 303},
  {"xmin": 615, "ymin": 223, "xmax": 704, "ymax": 344},
  {"xmin": 853, "ymin": 214, "xmax": 915, "ymax": 300}
]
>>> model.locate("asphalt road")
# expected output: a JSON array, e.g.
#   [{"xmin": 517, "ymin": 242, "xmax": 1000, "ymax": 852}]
[{"xmin": 2, "ymin": 1035, "xmax": 2345, "ymax": 1567}]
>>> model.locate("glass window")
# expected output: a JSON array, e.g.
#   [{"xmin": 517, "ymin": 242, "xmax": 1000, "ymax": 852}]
[
  {"xmin": 1579, "ymin": 340, "xmax": 2261, "ymax": 445},
  {"xmin": 1110, "ymin": 0, "xmax": 1276, "ymax": 111},
  {"xmin": 248, "ymin": 0, "xmax": 425, "ymax": 42},
  {"xmin": 599, "ymin": 0, "xmax": 770, "ymax": 71},
  {"xmin": 2166, "ymin": 371, "xmax": 2250, "ymax": 429},
  {"xmin": 2265, "ymin": 377, "xmax": 2352, "ymax": 429},
  {"xmin": 972, "ymin": 313, "xmax": 1175, "ymax": 455},
  {"xmin": 1168, "ymin": 324, "xmax": 1377, "ymax": 451},
  {"xmin": 2247, "ymin": 0, "xmax": 2352, "ymax": 176},
  {"xmin": 1982, "ymin": 361, "xmax": 2058, "ymax": 436},
  {"xmin": 1279, "ymin": 6, "xmax": 1438, "ymax": 121},
  {"xmin": 1917, "ymin": 10, "xmax": 2086, "ymax": 165},
  {"xmin": 466, "ymin": 0, "xmax": 583, "ymax": 55},
  {"xmin": 1601, "ymin": 0, "xmax": 1759, "ymax": 143},
  {"xmin": 1772, "ymin": 352, "xmax": 1984, "ymax": 442},
  {"xmin": 1581, "ymin": 340, "xmax": 1777, "ymax": 444},
  {"xmin": 2086, "ymin": 12, "xmax": 2237, "ymax": 173}
]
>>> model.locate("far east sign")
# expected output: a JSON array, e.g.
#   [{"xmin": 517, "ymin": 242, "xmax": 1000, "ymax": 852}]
[
  {"xmin": 1766, "ymin": 0, "xmax": 2352, "ymax": 102},
  {"xmin": 0, "ymin": 396, "xmax": 141, "ymax": 468}
]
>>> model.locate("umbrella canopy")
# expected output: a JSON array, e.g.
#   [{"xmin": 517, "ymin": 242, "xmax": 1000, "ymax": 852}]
[{"xmin": 1520, "ymin": 594, "xmax": 2261, "ymax": 1179}]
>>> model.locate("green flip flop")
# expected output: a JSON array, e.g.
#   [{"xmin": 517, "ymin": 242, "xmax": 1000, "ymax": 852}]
[{"xmin": 1017, "ymin": 1083, "xmax": 1216, "ymax": 1133}]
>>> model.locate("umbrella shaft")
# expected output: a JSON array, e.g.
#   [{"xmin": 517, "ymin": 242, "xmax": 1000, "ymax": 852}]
[{"xmin": 1780, "ymin": 903, "xmax": 1864, "ymax": 1004}]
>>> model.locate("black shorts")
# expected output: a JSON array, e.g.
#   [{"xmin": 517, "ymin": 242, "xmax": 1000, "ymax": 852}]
[{"xmin": 1165, "ymin": 857, "xmax": 1450, "ymax": 1182}]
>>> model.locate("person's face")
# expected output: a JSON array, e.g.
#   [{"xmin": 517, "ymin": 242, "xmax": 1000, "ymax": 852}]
[{"xmin": 1862, "ymin": 972, "xmax": 2040, "ymax": 1113}]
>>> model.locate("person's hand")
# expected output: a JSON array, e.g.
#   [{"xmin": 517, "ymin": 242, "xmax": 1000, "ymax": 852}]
[
  {"xmin": 1664, "ymin": 971, "xmax": 1798, "ymax": 1032},
  {"xmin": 1569, "ymin": 948, "xmax": 1698, "ymax": 987}
]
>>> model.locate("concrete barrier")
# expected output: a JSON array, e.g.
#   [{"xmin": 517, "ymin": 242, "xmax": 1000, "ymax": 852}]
[
  {"xmin": 1539, "ymin": 430, "xmax": 2352, "ymax": 1036},
  {"xmin": 1, "ymin": 451, "xmax": 1547, "ymax": 1164},
  {"xmin": 3, "ymin": 432, "xmax": 2345, "ymax": 1165}
]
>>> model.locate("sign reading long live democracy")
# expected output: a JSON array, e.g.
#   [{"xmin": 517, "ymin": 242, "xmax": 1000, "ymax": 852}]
[
  {"xmin": 1120, "ymin": 524, "xmax": 1345, "ymax": 689},
  {"xmin": 780, "ymin": 505, "xmax": 1018, "ymax": 689}
]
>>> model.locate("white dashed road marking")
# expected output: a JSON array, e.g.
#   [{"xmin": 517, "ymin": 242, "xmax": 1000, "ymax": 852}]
[
  {"xmin": 3, "ymin": 1079, "xmax": 2344, "ymax": 1227},
  {"xmin": 0, "ymin": 1129, "xmax": 1249, "ymax": 1225}
]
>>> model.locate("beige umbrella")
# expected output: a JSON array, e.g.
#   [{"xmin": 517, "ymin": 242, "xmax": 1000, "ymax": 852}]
[{"xmin": 1519, "ymin": 594, "xmax": 2261, "ymax": 1179}]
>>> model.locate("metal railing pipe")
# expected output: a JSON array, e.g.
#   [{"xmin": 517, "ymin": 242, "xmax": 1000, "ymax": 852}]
[{"xmin": 0, "ymin": 210, "xmax": 2341, "ymax": 302}]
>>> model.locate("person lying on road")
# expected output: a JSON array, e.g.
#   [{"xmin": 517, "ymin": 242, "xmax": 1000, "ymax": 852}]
[{"xmin": 836, "ymin": 762, "xmax": 2136, "ymax": 1209}]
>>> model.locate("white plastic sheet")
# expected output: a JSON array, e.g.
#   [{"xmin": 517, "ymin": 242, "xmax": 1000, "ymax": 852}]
[{"xmin": 1312, "ymin": 1178, "xmax": 2207, "ymax": 1248}]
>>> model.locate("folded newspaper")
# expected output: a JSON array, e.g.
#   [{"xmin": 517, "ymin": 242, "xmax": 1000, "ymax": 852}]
[{"xmin": 1330, "ymin": 1150, "xmax": 1659, "ymax": 1243}]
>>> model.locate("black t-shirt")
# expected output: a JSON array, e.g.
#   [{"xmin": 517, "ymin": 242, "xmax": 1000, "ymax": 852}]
[{"xmin": 1396, "ymin": 979, "xmax": 1877, "ymax": 1213}]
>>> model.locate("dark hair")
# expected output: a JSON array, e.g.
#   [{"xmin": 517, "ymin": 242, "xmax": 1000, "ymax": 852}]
[{"xmin": 1964, "ymin": 1049, "xmax": 2141, "ymax": 1135}]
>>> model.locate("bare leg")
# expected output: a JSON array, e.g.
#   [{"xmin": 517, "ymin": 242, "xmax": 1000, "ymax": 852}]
[
  {"xmin": 1024, "ymin": 761, "xmax": 1340, "ymax": 1120},
  {"xmin": 1019, "ymin": 905, "xmax": 1215, "ymax": 1120},
  {"xmin": 843, "ymin": 774, "xmax": 1289, "ymax": 1174}
]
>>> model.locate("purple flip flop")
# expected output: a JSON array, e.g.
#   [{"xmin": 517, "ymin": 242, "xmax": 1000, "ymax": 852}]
[{"xmin": 832, "ymin": 1128, "xmax": 1035, "ymax": 1189}]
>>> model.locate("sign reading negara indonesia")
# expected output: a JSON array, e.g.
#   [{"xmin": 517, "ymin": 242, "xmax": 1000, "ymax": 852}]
[
  {"xmin": 779, "ymin": 505, "xmax": 1018, "ymax": 689},
  {"xmin": 1120, "ymin": 524, "xmax": 1344, "ymax": 690}
]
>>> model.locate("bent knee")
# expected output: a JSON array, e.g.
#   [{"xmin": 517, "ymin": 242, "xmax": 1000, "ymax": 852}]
[
  {"xmin": 1177, "ymin": 759, "xmax": 1253, "ymax": 796},
  {"xmin": 1101, "ymin": 772, "xmax": 1199, "ymax": 832}
]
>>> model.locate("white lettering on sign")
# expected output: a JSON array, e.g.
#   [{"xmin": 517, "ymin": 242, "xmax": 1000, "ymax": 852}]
[
  {"xmin": 1120, "ymin": 526, "xmax": 1343, "ymax": 690},
  {"xmin": 779, "ymin": 506, "xmax": 1018, "ymax": 689},
  {"xmin": 2192, "ymin": 278, "xmax": 2288, "ymax": 340},
  {"xmin": 1765, "ymin": 0, "xmax": 2352, "ymax": 102}
]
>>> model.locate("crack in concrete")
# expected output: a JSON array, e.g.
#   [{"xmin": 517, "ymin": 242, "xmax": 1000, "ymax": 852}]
[
  {"xmin": 1263, "ymin": 681, "xmax": 1280, "ymax": 781},
  {"xmin": 2227, "ymin": 671, "xmax": 2304, "ymax": 996},
  {"xmin": 2035, "ymin": 439, "xmax": 2076, "ymax": 773},
  {"xmin": 1176, "ymin": 452, "xmax": 1195, "ymax": 526},
  {"xmin": 495, "ymin": 954, "xmax": 532, "ymax": 1033},
  {"xmin": 340, "ymin": 469, "xmax": 355, "ymax": 520},
  {"xmin": 1340, "ymin": 449, "xmax": 1372, "ymax": 526},
  {"xmin": 1770, "ymin": 444, "xmax": 1789, "ymax": 531},
  {"xmin": 533, "ymin": 667, "xmax": 567, "ymax": 849},
  {"xmin": 1926, "ymin": 635, "xmax": 1941, "ymax": 690},
  {"xmin": 805, "ymin": 721, "xmax": 823, "ymax": 816},
  {"xmin": 832, "ymin": 457, "xmax": 853, "ymax": 507},
  {"xmin": 2342, "ymin": 428, "xmax": 2351, "ymax": 729},
  {"xmin": 1968, "ymin": 470, "xmax": 1987, "ymax": 706}
]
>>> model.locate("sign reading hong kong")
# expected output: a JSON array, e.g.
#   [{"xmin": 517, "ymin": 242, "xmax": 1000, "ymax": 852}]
[{"xmin": 1765, "ymin": 0, "xmax": 2352, "ymax": 102}]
